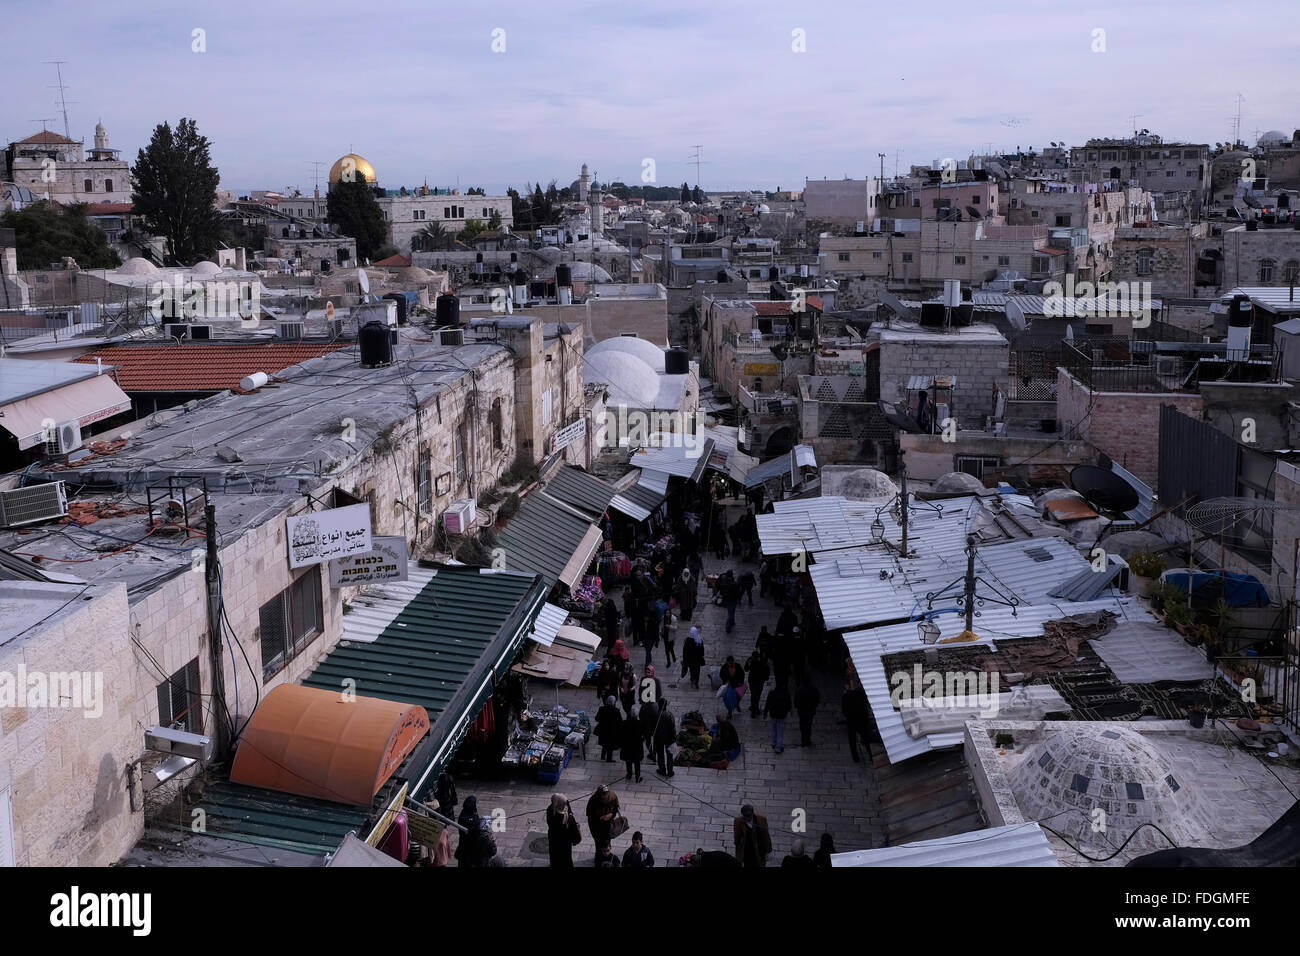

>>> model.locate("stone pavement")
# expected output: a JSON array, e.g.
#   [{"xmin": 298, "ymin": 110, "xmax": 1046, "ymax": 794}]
[{"xmin": 457, "ymin": 500, "xmax": 886, "ymax": 867}]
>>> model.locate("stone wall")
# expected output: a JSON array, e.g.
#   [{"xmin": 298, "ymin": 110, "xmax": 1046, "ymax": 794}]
[{"xmin": 879, "ymin": 337, "xmax": 1010, "ymax": 427}]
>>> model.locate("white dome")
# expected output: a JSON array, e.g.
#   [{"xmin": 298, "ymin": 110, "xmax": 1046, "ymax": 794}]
[
  {"xmin": 588, "ymin": 336, "xmax": 666, "ymax": 372},
  {"xmin": 1258, "ymin": 130, "xmax": 1290, "ymax": 148},
  {"xmin": 191, "ymin": 260, "xmax": 222, "ymax": 275},
  {"xmin": 118, "ymin": 257, "xmax": 159, "ymax": 275},
  {"xmin": 586, "ymin": 350, "xmax": 660, "ymax": 406},
  {"xmin": 533, "ymin": 246, "xmax": 565, "ymax": 263},
  {"xmin": 1010, "ymin": 725, "xmax": 1209, "ymax": 857},
  {"xmin": 934, "ymin": 471, "xmax": 986, "ymax": 494}
]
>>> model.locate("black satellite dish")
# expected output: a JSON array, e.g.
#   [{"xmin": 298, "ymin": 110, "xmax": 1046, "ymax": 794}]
[{"xmin": 1070, "ymin": 465, "xmax": 1139, "ymax": 515}]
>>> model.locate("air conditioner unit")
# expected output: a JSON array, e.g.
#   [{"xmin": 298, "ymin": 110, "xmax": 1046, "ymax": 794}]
[
  {"xmin": 0, "ymin": 481, "xmax": 69, "ymax": 528},
  {"xmin": 46, "ymin": 420, "xmax": 82, "ymax": 455},
  {"xmin": 277, "ymin": 320, "xmax": 304, "ymax": 341},
  {"xmin": 143, "ymin": 754, "xmax": 198, "ymax": 791},
  {"xmin": 165, "ymin": 323, "xmax": 190, "ymax": 340},
  {"xmin": 442, "ymin": 498, "xmax": 477, "ymax": 534},
  {"xmin": 188, "ymin": 324, "xmax": 212, "ymax": 340},
  {"xmin": 438, "ymin": 328, "xmax": 464, "ymax": 347},
  {"xmin": 1155, "ymin": 355, "xmax": 1180, "ymax": 377},
  {"xmin": 328, "ymin": 317, "xmax": 347, "ymax": 339},
  {"xmin": 144, "ymin": 725, "xmax": 215, "ymax": 761}
]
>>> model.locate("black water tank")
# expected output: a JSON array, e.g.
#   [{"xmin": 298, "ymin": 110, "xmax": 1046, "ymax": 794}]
[
  {"xmin": 1246, "ymin": 219, "xmax": 1259, "ymax": 231},
  {"xmin": 383, "ymin": 292, "xmax": 408, "ymax": 326},
  {"xmin": 513, "ymin": 269, "xmax": 529, "ymax": 287},
  {"xmin": 529, "ymin": 280, "xmax": 547, "ymax": 299},
  {"xmin": 665, "ymin": 347, "xmax": 689, "ymax": 375},
  {"xmin": 435, "ymin": 293, "xmax": 460, "ymax": 327},
  {"xmin": 768, "ymin": 266, "xmax": 779, "ymax": 281},
  {"xmin": 359, "ymin": 321, "xmax": 394, "ymax": 368},
  {"xmin": 1230, "ymin": 294, "xmax": 1252, "ymax": 328},
  {"xmin": 716, "ymin": 269, "xmax": 729, "ymax": 283},
  {"xmin": 556, "ymin": 263, "xmax": 573, "ymax": 287}
]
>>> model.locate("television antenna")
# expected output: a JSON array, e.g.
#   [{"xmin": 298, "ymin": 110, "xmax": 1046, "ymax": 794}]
[
  {"xmin": 687, "ymin": 145, "xmax": 709, "ymax": 191},
  {"xmin": 45, "ymin": 61, "xmax": 73, "ymax": 141},
  {"xmin": 307, "ymin": 161, "xmax": 327, "ymax": 195},
  {"xmin": 1232, "ymin": 93, "xmax": 1246, "ymax": 146}
]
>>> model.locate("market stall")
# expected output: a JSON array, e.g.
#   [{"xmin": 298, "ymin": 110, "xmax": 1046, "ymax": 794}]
[{"xmin": 500, "ymin": 704, "xmax": 591, "ymax": 784}]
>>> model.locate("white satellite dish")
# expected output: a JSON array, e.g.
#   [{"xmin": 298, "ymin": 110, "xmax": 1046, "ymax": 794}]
[
  {"xmin": 1005, "ymin": 300, "xmax": 1026, "ymax": 331},
  {"xmin": 358, "ymin": 268, "xmax": 370, "ymax": 295},
  {"xmin": 506, "ymin": 297, "xmax": 513, "ymax": 315},
  {"xmin": 1065, "ymin": 323, "xmax": 1075, "ymax": 342}
]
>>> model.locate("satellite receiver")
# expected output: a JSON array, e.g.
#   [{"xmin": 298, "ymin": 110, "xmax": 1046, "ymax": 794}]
[
  {"xmin": 1065, "ymin": 323, "xmax": 1075, "ymax": 342},
  {"xmin": 358, "ymin": 268, "xmax": 371, "ymax": 302},
  {"xmin": 1069, "ymin": 465, "xmax": 1139, "ymax": 515},
  {"xmin": 1005, "ymin": 299, "xmax": 1026, "ymax": 331},
  {"xmin": 876, "ymin": 289, "xmax": 918, "ymax": 323},
  {"xmin": 965, "ymin": 205, "xmax": 983, "ymax": 220}
]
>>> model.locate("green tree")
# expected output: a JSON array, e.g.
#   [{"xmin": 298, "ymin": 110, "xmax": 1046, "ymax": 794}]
[
  {"xmin": 327, "ymin": 175, "xmax": 388, "ymax": 260},
  {"xmin": 131, "ymin": 117, "xmax": 223, "ymax": 264},
  {"xmin": 692, "ymin": 185, "xmax": 704, "ymax": 203},
  {"xmin": 487, "ymin": 209, "xmax": 503, "ymax": 231},
  {"xmin": 680, "ymin": 182, "xmax": 691, "ymax": 203},
  {"xmin": 459, "ymin": 218, "xmax": 488, "ymax": 241},
  {"xmin": 0, "ymin": 201, "xmax": 121, "ymax": 270},
  {"xmin": 416, "ymin": 221, "xmax": 452, "ymax": 252}
]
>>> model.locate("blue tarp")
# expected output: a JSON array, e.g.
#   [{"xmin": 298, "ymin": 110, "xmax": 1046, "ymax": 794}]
[{"xmin": 1161, "ymin": 569, "xmax": 1269, "ymax": 607}]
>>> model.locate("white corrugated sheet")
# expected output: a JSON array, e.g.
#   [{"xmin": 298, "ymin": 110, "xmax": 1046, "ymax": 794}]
[
  {"xmin": 528, "ymin": 603, "xmax": 570, "ymax": 648},
  {"xmin": 609, "ymin": 467, "xmax": 671, "ymax": 521},
  {"xmin": 628, "ymin": 439, "xmax": 714, "ymax": 482},
  {"xmin": 831, "ymin": 823, "xmax": 1059, "ymax": 867},
  {"xmin": 342, "ymin": 568, "xmax": 437, "ymax": 644}
]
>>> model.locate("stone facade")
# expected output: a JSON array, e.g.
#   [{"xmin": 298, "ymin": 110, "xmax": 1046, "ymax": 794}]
[
  {"xmin": 878, "ymin": 326, "xmax": 1010, "ymax": 427},
  {"xmin": 803, "ymin": 177, "xmax": 879, "ymax": 226},
  {"xmin": 379, "ymin": 195, "xmax": 514, "ymax": 252}
]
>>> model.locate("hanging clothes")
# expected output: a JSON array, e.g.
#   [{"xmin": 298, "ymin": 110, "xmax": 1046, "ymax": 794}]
[{"xmin": 468, "ymin": 698, "xmax": 496, "ymax": 743}]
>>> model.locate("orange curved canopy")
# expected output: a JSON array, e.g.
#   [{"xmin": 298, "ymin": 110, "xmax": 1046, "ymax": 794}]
[{"xmin": 230, "ymin": 684, "xmax": 429, "ymax": 805}]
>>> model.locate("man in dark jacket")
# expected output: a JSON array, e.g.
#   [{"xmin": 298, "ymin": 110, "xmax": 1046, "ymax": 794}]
[
  {"xmin": 794, "ymin": 677, "xmax": 821, "ymax": 748},
  {"xmin": 842, "ymin": 681, "xmax": 876, "ymax": 763},
  {"xmin": 653, "ymin": 698, "xmax": 676, "ymax": 777},
  {"xmin": 764, "ymin": 683, "xmax": 792, "ymax": 753},
  {"xmin": 638, "ymin": 698, "xmax": 660, "ymax": 756},
  {"xmin": 622, "ymin": 831, "xmax": 655, "ymax": 868},
  {"xmin": 732, "ymin": 805, "xmax": 772, "ymax": 868},
  {"xmin": 718, "ymin": 572, "xmax": 741, "ymax": 633},
  {"xmin": 746, "ymin": 650, "xmax": 770, "ymax": 718}
]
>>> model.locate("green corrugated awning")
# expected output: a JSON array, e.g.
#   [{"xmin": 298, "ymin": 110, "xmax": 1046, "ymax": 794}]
[
  {"xmin": 496, "ymin": 492, "xmax": 602, "ymax": 587},
  {"xmin": 542, "ymin": 465, "xmax": 617, "ymax": 519}
]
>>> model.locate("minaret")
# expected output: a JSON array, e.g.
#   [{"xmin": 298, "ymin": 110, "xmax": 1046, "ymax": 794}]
[
  {"xmin": 579, "ymin": 163, "xmax": 591, "ymax": 202},
  {"xmin": 589, "ymin": 186, "xmax": 603, "ymax": 238},
  {"xmin": 94, "ymin": 121, "xmax": 108, "ymax": 151}
]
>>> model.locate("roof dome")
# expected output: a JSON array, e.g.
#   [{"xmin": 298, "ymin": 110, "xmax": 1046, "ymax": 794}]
[
  {"xmin": 933, "ymin": 471, "xmax": 986, "ymax": 494},
  {"xmin": 586, "ymin": 350, "xmax": 660, "ymax": 407},
  {"xmin": 1258, "ymin": 130, "xmax": 1291, "ymax": 148},
  {"xmin": 191, "ymin": 260, "xmax": 222, "ymax": 276},
  {"xmin": 1010, "ymin": 726, "xmax": 1209, "ymax": 856},
  {"xmin": 533, "ymin": 246, "xmax": 565, "ymax": 263},
  {"xmin": 328, "ymin": 153, "xmax": 376, "ymax": 184},
  {"xmin": 558, "ymin": 261, "xmax": 612, "ymax": 282},
  {"xmin": 588, "ymin": 335, "xmax": 666, "ymax": 372},
  {"xmin": 118, "ymin": 257, "xmax": 159, "ymax": 275},
  {"xmin": 825, "ymin": 467, "xmax": 897, "ymax": 501}
]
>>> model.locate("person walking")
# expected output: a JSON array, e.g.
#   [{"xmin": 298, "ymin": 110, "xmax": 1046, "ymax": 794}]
[
  {"xmin": 661, "ymin": 610, "xmax": 678, "ymax": 666},
  {"xmin": 454, "ymin": 796, "xmax": 497, "ymax": 868},
  {"xmin": 433, "ymin": 771, "xmax": 458, "ymax": 820},
  {"xmin": 781, "ymin": 839, "xmax": 816, "ymax": 868},
  {"xmin": 675, "ymin": 569, "xmax": 697, "ymax": 623},
  {"xmin": 738, "ymin": 569, "xmax": 756, "ymax": 606},
  {"xmin": 585, "ymin": 784, "xmax": 620, "ymax": 850},
  {"xmin": 718, "ymin": 571, "xmax": 740, "ymax": 633},
  {"xmin": 638, "ymin": 696, "xmax": 659, "ymax": 757},
  {"xmin": 595, "ymin": 696, "xmax": 622, "ymax": 762},
  {"xmin": 764, "ymin": 682, "xmax": 792, "ymax": 753},
  {"xmin": 794, "ymin": 676, "xmax": 820, "ymax": 748},
  {"xmin": 746, "ymin": 649, "xmax": 770, "ymax": 718},
  {"xmin": 546, "ymin": 793, "xmax": 582, "ymax": 868},
  {"xmin": 595, "ymin": 659, "xmax": 619, "ymax": 706},
  {"xmin": 842, "ymin": 680, "xmax": 876, "ymax": 764},
  {"xmin": 621, "ymin": 709, "xmax": 644, "ymax": 783},
  {"xmin": 622, "ymin": 831, "xmax": 655, "ymax": 868},
  {"xmin": 812, "ymin": 832, "xmax": 837, "ymax": 869},
  {"xmin": 653, "ymin": 697, "xmax": 676, "ymax": 777},
  {"xmin": 603, "ymin": 597, "xmax": 621, "ymax": 644},
  {"xmin": 618, "ymin": 663, "xmax": 637, "ymax": 718},
  {"xmin": 732, "ymin": 805, "xmax": 772, "ymax": 868},
  {"xmin": 642, "ymin": 613, "xmax": 660, "ymax": 669},
  {"xmin": 683, "ymin": 626, "xmax": 706, "ymax": 688},
  {"xmin": 688, "ymin": 551, "xmax": 704, "ymax": 593},
  {"xmin": 643, "ymin": 664, "xmax": 664, "ymax": 703}
]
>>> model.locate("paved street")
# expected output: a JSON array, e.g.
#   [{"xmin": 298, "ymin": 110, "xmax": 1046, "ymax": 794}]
[{"xmin": 455, "ymin": 502, "xmax": 885, "ymax": 866}]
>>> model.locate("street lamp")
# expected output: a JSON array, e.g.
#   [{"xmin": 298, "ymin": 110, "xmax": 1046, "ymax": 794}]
[
  {"xmin": 917, "ymin": 619, "xmax": 941, "ymax": 644},
  {"xmin": 924, "ymin": 534, "xmax": 1020, "ymax": 633}
]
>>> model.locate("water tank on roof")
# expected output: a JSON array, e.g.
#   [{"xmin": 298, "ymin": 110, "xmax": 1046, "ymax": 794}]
[
  {"xmin": 529, "ymin": 280, "xmax": 548, "ymax": 299},
  {"xmin": 556, "ymin": 263, "xmax": 573, "ymax": 287},
  {"xmin": 359, "ymin": 321, "xmax": 395, "ymax": 368},
  {"xmin": 383, "ymin": 292, "xmax": 409, "ymax": 326},
  {"xmin": 769, "ymin": 266, "xmax": 779, "ymax": 281},
  {"xmin": 435, "ymin": 293, "xmax": 461, "ymax": 327},
  {"xmin": 716, "ymin": 269, "xmax": 729, "ymax": 283},
  {"xmin": 665, "ymin": 347, "xmax": 690, "ymax": 375}
]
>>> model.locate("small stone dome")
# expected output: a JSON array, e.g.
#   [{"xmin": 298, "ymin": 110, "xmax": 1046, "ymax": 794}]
[
  {"xmin": 586, "ymin": 350, "xmax": 660, "ymax": 407},
  {"xmin": 191, "ymin": 260, "xmax": 222, "ymax": 276},
  {"xmin": 588, "ymin": 335, "xmax": 666, "ymax": 372},
  {"xmin": 118, "ymin": 257, "xmax": 159, "ymax": 275},
  {"xmin": 1258, "ymin": 130, "xmax": 1291, "ymax": 148},
  {"xmin": 933, "ymin": 471, "xmax": 985, "ymax": 494}
]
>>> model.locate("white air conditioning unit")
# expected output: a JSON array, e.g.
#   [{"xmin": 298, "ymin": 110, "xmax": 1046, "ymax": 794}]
[
  {"xmin": 438, "ymin": 328, "xmax": 464, "ymax": 347},
  {"xmin": 277, "ymin": 320, "xmax": 305, "ymax": 341},
  {"xmin": 144, "ymin": 725, "xmax": 215, "ymax": 762},
  {"xmin": 0, "ymin": 481, "xmax": 69, "ymax": 528},
  {"xmin": 165, "ymin": 323, "xmax": 190, "ymax": 340},
  {"xmin": 46, "ymin": 420, "xmax": 82, "ymax": 455},
  {"xmin": 442, "ymin": 498, "xmax": 477, "ymax": 534}
]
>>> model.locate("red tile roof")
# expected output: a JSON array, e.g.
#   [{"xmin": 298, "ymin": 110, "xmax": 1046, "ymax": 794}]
[
  {"xmin": 806, "ymin": 295, "xmax": 824, "ymax": 310},
  {"xmin": 752, "ymin": 301, "xmax": 793, "ymax": 316},
  {"xmin": 373, "ymin": 253, "xmax": 412, "ymax": 267},
  {"xmin": 74, "ymin": 343, "xmax": 346, "ymax": 392},
  {"xmin": 17, "ymin": 130, "xmax": 80, "ymax": 145},
  {"xmin": 85, "ymin": 202, "xmax": 134, "ymax": 216}
]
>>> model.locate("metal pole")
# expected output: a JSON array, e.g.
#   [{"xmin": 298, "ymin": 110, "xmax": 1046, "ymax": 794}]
[
  {"xmin": 205, "ymin": 503, "xmax": 230, "ymax": 760},
  {"xmin": 900, "ymin": 468, "xmax": 909, "ymax": 556},
  {"xmin": 964, "ymin": 535, "xmax": 977, "ymax": 632}
]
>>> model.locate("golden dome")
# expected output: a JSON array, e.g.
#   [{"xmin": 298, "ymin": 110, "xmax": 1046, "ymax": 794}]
[{"xmin": 328, "ymin": 153, "xmax": 376, "ymax": 184}]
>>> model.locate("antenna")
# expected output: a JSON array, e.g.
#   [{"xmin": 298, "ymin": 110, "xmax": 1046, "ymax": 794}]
[
  {"xmin": 307, "ymin": 161, "xmax": 326, "ymax": 195},
  {"xmin": 1128, "ymin": 114, "xmax": 1143, "ymax": 137},
  {"xmin": 45, "ymin": 61, "xmax": 72, "ymax": 141},
  {"xmin": 1233, "ymin": 93, "xmax": 1246, "ymax": 146},
  {"xmin": 688, "ymin": 145, "xmax": 707, "ymax": 191},
  {"xmin": 893, "ymin": 149, "xmax": 904, "ymax": 179},
  {"xmin": 29, "ymin": 118, "xmax": 54, "ymax": 134}
]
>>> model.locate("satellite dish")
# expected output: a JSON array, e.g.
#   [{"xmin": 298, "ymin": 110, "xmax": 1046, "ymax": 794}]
[
  {"xmin": 1065, "ymin": 324, "xmax": 1075, "ymax": 342},
  {"xmin": 1070, "ymin": 465, "xmax": 1139, "ymax": 515},
  {"xmin": 325, "ymin": 300, "xmax": 335, "ymax": 319},
  {"xmin": 965, "ymin": 205, "xmax": 983, "ymax": 220},
  {"xmin": 505, "ymin": 297, "xmax": 513, "ymax": 315},
  {"xmin": 1005, "ymin": 300, "xmax": 1026, "ymax": 331},
  {"xmin": 358, "ymin": 268, "xmax": 370, "ymax": 295}
]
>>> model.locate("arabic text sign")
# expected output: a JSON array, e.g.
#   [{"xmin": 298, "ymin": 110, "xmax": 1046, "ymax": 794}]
[
  {"xmin": 287, "ymin": 503, "xmax": 372, "ymax": 569},
  {"xmin": 552, "ymin": 418, "xmax": 586, "ymax": 454},
  {"xmin": 329, "ymin": 535, "xmax": 409, "ymax": 587}
]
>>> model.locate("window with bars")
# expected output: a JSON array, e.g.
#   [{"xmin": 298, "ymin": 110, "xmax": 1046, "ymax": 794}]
[
  {"xmin": 157, "ymin": 658, "xmax": 202, "ymax": 734},
  {"xmin": 259, "ymin": 565, "xmax": 324, "ymax": 681},
  {"xmin": 417, "ymin": 449, "xmax": 432, "ymax": 513},
  {"xmin": 1260, "ymin": 259, "xmax": 1276, "ymax": 284},
  {"xmin": 454, "ymin": 426, "xmax": 467, "ymax": 485}
]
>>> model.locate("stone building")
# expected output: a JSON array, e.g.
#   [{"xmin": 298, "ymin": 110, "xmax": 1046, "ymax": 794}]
[
  {"xmin": 3, "ymin": 125, "xmax": 133, "ymax": 206},
  {"xmin": 803, "ymin": 176, "xmax": 879, "ymax": 231},
  {"xmin": 876, "ymin": 321, "xmax": 1010, "ymax": 428},
  {"xmin": 1068, "ymin": 135, "xmax": 1209, "ymax": 214}
]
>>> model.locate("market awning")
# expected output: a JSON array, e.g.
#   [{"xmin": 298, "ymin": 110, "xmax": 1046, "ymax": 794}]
[
  {"xmin": 528, "ymin": 602, "xmax": 571, "ymax": 647},
  {"xmin": 0, "ymin": 373, "xmax": 132, "ymax": 449},
  {"xmin": 609, "ymin": 468, "xmax": 670, "ymax": 522},
  {"xmin": 497, "ymin": 491, "xmax": 604, "ymax": 588},
  {"xmin": 229, "ymin": 683, "xmax": 430, "ymax": 806},
  {"xmin": 744, "ymin": 443, "xmax": 818, "ymax": 489},
  {"xmin": 627, "ymin": 438, "xmax": 714, "ymax": 483},
  {"xmin": 542, "ymin": 465, "xmax": 616, "ymax": 520}
]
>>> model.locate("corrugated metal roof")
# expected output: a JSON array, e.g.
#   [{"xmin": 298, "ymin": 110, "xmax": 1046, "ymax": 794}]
[
  {"xmin": 608, "ymin": 468, "xmax": 670, "ymax": 522},
  {"xmin": 760, "ymin": 495, "xmax": 988, "ymax": 559},
  {"xmin": 528, "ymin": 602, "xmax": 570, "ymax": 647},
  {"xmin": 542, "ymin": 465, "xmax": 616, "ymax": 519},
  {"xmin": 339, "ymin": 568, "xmax": 437, "ymax": 644},
  {"xmin": 812, "ymin": 536, "xmax": 1091, "ymax": 632},
  {"xmin": 832, "ymin": 823, "xmax": 1059, "ymax": 867},
  {"xmin": 497, "ymin": 492, "xmax": 600, "ymax": 586},
  {"xmin": 1110, "ymin": 460, "xmax": 1153, "ymax": 523},
  {"xmin": 167, "ymin": 780, "xmax": 370, "ymax": 856},
  {"xmin": 628, "ymin": 438, "xmax": 714, "ymax": 483},
  {"xmin": 1048, "ymin": 556, "xmax": 1125, "ymax": 601}
]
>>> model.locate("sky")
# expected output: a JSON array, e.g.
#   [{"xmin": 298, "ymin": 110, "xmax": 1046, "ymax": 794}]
[{"xmin": 3, "ymin": 0, "xmax": 1297, "ymax": 196}]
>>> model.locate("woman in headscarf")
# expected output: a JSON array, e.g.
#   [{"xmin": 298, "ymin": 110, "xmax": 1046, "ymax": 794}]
[
  {"xmin": 585, "ymin": 784, "xmax": 620, "ymax": 849},
  {"xmin": 454, "ymin": 796, "xmax": 496, "ymax": 868},
  {"xmin": 595, "ymin": 696, "xmax": 622, "ymax": 762},
  {"xmin": 608, "ymin": 638, "xmax": 631, "ymax": 663},
  {"xmin": 433, "ymin": 771, "xmax": 458, "ymax": 820},
  {"xmin": 683, "ymin": 625, "xmax": 706, "ymax": 689},
  {"xmin": 812, "ymin": 832, "xmax": 837, "ymax": 869},
  {"xmin": 674, "ymin": 568, "xmax": 697, "ymax": 622},
  {"xmin": 620, "ymin": 707, "xmax": 644, "ymax": 783},
  {"xmin": 546, "ymin": 793, "xmax": 582, "ymax": 868}
]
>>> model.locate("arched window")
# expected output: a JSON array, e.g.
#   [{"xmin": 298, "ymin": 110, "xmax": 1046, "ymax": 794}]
[
  {"xmin": 489, "ymin": 398, "xmax": 503, "ymax": 450},
  {"xmin": 1285, "ymin": 260, "xmax": 1300, "ymax": 285},
  {"xmin": 1259, "ymin": 258, "xmax": 1276, "ymax": 284},
  {"xmin": 1136, "ymin": 248, "xmax": 1154, "ymax": 276}
]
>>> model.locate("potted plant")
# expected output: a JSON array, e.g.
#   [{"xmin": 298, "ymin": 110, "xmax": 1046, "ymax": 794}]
[
  {"xmin": 1187, "ymin": 704, "xmax": 1206, "ymax": 728},
  {"xmin": 994, "ymin": 732, "xmax": 1015, "ymax": 749},
  {"xmin": 1127, "ymin": 551, "xmax": 1166, "ymax": 595},
  {"xmin": 1164, "ymin": 598, "xmax": 1192, "ymax": 634}
]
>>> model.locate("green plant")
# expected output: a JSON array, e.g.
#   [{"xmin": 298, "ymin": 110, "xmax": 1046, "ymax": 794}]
[
  {"xmin": 1164, "ymin": 598, "xmax": 1192, "ymax": 629},
  {"xmin": 994, "ymin": 732, "xmax": 1015, "ymax": 748},
  {"xmin": 497, "ymin": 492, "xmax": 520, "ymax": 522},
  {"xmin": 1127, "ymin": 551, "xmax": 1166, "ymax": 578}
]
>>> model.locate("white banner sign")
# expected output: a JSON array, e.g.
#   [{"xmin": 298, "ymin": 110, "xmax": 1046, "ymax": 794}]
[
  {"xmin": 329, "ymin": 535, "xmax": 409, "ymax": 587},
  {"xmin": 552, "ymin": 418, "xmax": 587, "ymax": 453},
  {"xmin": 287, "ymin": 503, "xmax": 372, "ymax": 568}
]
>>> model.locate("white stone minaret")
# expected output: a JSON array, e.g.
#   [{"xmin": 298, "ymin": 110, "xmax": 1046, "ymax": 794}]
[
  {"xmin": 589, "ymin": 187, "xmax": 603, "ymax": 238},
  {"xmin": 94, "ymin": 121, "xmax": 109, "ymax": 151},
  {"xmin": 578, "ymin": 163, "xmax": 591, "ymax": 202}
]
